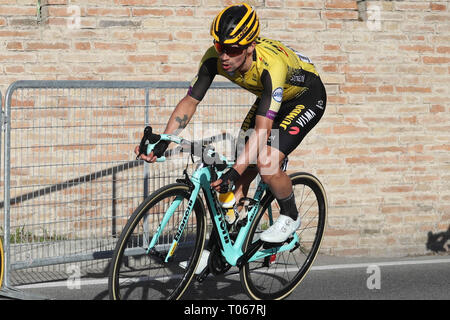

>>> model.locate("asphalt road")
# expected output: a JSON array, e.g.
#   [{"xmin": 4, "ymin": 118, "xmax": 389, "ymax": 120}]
[{"xmin": 4, "ymin": 254, "xmax": 449, "ymax": 301}]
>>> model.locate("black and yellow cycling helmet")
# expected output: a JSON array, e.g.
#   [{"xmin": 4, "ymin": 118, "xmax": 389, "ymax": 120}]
[{"xmin": 210, "ymin": 3, "xmax": 260, "ymax": 46}]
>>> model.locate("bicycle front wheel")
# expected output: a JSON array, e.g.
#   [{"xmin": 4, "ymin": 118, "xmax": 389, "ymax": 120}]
[
  {"xmin": 109, "ymin": 183, "xmax": 207, "ymax": 300},
  {"xmin": 240, "ymin": 172, "xmax": 327, "ymax": 300}
]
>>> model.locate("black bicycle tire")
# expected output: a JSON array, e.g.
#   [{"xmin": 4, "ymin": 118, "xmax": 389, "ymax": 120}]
[
  {"xmin": 240, "ymin": 172, "xmax": 327, "ymax": 300},
  {"xmin": 108, "ymin": 183, "xmax": 207, "ymax": 300}
]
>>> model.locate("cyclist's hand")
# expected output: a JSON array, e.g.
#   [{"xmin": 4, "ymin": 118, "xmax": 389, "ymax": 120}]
[
  {"xmin": 211, "ymin": 167, "xmax": 241, "ymax": 193},
  {"xmin": 210, "ymin": 178, "xmax": 222, "ymax": 192},
  {"xmin": 134, "ymin": 145, "xmax": 157, "ymax": 163},
  {"xmin": 134, "ymin": 140, "xmax": 169, "ymax": 163}
]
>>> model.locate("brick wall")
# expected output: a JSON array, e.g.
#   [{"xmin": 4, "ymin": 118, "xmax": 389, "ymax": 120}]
[{"xmin": 1, "ymin": 0, "xmax": 449, "ymax": 257}]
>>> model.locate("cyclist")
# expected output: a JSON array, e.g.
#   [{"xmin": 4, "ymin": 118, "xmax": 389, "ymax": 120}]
[{"xmin": 136, "ymin": 3, "xmax": 326, "ymax": 246}]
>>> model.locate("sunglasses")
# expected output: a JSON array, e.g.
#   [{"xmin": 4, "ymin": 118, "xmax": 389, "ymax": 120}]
[{"xmin": 214, "ymin": 41, "xmax": 248, "ymax": 57}]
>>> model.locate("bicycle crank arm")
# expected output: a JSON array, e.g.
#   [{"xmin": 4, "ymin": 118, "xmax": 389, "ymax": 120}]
[
  {"xmin": 236, "ymin": 240, "xmax": 263, "ymax": 268},
  {"xmin": 195, "ymin": 267, "xmax": 210, "ymax": 283}
]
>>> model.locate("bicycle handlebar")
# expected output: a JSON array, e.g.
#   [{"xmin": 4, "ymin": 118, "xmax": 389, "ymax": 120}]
[{"xmin": 137, "ymin": 126, "xmax": 230, "ymax": 170}]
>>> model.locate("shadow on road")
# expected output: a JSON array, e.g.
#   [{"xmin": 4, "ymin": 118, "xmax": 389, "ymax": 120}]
[
  {"xmin": 426, "ymin": 225, "xmax": 450, "ymax": 253},
  {"xmin": 92, "ymin": 270, "xmax": 245, "ymax": 300}
]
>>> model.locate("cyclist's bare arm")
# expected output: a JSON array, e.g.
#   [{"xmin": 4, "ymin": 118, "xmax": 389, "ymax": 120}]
[
  {"xmin": 135, "ymin": 94, "xmax": 200, "ymax": 163},
  {"xmin": 163, "ymin": 94, "xmax": 200, "ymax": 135}
]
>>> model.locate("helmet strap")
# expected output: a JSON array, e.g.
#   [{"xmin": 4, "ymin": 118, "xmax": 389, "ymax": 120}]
[{"xmin": 237, "ymin": 46, "xmax": 254, "ymax": 73}]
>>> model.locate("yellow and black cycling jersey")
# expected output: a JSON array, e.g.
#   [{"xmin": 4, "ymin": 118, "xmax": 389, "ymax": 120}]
[{"xmin": 188, "ymin": 37, "xmax": 320, "ymax": 120}]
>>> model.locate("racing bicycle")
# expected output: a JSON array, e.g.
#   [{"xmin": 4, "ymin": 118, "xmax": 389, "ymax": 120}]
[{"xmin": 108, "ymin": 126, "xmax": 327, "ymax": 300}]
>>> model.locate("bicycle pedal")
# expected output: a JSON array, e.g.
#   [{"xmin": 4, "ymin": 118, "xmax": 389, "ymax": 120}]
[{"xmin": 262, "ymin": 236, "xmax": 295, "ymax": 249}]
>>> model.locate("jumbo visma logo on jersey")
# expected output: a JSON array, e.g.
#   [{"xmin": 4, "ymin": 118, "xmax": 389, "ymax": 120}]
[
  {"xmin": 280, "ymin": 104, "xmax": 317, "ymax": 131},
  {"xmin": 280, "ymin": 104, "xmax": 305, "ymax": 130}
]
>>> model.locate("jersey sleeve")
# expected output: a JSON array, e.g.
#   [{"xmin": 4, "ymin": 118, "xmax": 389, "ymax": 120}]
[
  {"xmin": 188, "ymin": 46, "xmax": 218, "ymax": 101},
  {"xmin": 256, "ymin": 65, "xmax": 287, "ymax": 121}
]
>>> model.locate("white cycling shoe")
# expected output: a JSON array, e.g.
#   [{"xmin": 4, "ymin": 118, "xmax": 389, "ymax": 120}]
[
  {"xmin": 179, "ymin": 249, "xmax": 210, "ymax": 274},
  {"xmin": 260, "ymin": 215, "xmax": 301, "ymax": 243}
]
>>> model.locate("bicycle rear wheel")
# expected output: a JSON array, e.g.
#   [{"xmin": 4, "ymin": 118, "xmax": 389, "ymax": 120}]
[
  {"xmin": 240, "ymin": 172, "xmax": 327, "ymax": 300},
  {"xmin": 108, "ymin": 183, "xmax": 207, "ymax": 300}
]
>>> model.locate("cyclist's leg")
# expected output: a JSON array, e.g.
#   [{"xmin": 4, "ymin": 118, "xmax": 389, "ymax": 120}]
[
  {"xmin": 257, "ymin": 146, "xmax": 291, "ymax": 199},
  {"xmin": 258, "ymin": 79, "xmax": 327, "ymax": 242},
  {"xmin": 264, "ymin": 78, "xmax": 326, "ymax": 197},
  {"xmin": 233, "ymin": 98, "xmax": 260, "ymax": 207},
  {"xmin": 233, "ymin": 166, "xmax": 258, "ymax": 208},
  {"xmin": 257, "ymin": 147, "xmax": 301, "ymax": 243},
  {"xmin": 274, "ymin": 79, "xmax": 327, "ymax": 156}
]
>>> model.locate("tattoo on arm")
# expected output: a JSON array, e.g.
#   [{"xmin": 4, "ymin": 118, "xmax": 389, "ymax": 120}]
[{"xmin": 174, "ymin": 115, "xmax": 188, "ymax": 134}]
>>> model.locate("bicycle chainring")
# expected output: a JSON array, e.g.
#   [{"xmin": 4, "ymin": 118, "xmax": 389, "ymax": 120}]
[{"xmin": 208, "ymin": 245, "xmax": 231, "ymax": 275}]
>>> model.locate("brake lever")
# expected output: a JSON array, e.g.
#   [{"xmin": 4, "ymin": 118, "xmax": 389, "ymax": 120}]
[{"xmin": 136, "ymin": 126, "xmax": 161, "ymax": 160}]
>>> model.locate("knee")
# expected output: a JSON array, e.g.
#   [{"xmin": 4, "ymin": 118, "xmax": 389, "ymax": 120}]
[
  {"xmin": 257, "ymin": 157, "xmax": 281, "ymax": 184},
  {"xmin": 256, "ymin": 145, "xmax": 286, "ymax": 183},
  {"xmin": 259, "ymin": 172, "xmax": 272, "ymax": 185}
]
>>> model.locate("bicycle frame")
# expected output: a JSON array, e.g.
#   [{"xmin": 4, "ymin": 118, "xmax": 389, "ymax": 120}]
[
  {"xmin": 147, "ymin": 163, "xmax": 299, "ymax": 267},
  {"xmin": 144, "ymin": 132, "xmax": 299, "ymax": 267}
]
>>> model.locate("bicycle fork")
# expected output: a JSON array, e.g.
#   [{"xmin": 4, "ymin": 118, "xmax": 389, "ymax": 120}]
[{"xmin": 147, "ymin": 182, "xmax": 201, "ymax": 263}]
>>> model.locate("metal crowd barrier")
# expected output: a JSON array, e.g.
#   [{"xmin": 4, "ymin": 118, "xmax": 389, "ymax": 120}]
[{"xmin": 0, "ymin": 80, "xmax": 253, "ymax": 297}]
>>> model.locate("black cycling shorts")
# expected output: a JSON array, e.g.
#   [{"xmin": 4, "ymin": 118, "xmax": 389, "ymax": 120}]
[{"xmin": 236, "ymin": 78, "xmax": 326, "ymax": 158}]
